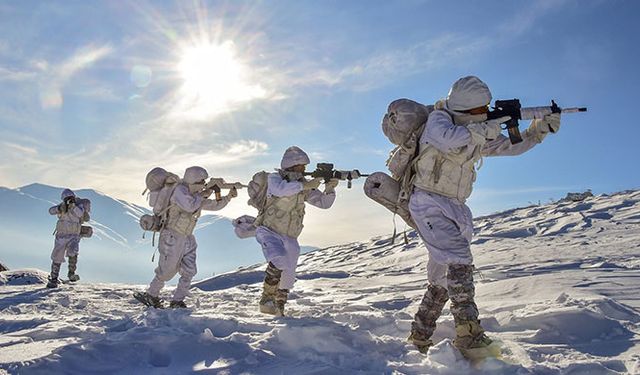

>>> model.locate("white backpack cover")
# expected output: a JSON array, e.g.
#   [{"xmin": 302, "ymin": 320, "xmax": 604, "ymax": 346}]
[
  {"xmin": 232, "ymin": 171, "xmax": 269, "ymax": 239},
  {"xmin": 140, "ymin": 167, "xmax": 181, "ymax": 234},
  {"xmin": 365, "ymin": 99, "xmax": 433, "ymax": 229}
]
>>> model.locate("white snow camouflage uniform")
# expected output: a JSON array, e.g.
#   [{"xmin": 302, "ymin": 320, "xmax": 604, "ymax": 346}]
[
  {"xmin": 255, "ymin": 172, "xmax": 335, "ymax": 290},
  {"xmin": 409, "ymin": 76, "xmax": 561, "ymax": 350},
  {"xmin": 146, "ymin": 181, "xmax": 231, "ymax": 302},
  {"xmin": 49, "ymin": 189, "xmax": 85, "ymax": 263}
]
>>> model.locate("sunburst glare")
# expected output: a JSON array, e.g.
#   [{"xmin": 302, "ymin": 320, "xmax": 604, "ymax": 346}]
[{"xmin": 174, "ymin": 40, "xmax": 267, "ymax": 120}]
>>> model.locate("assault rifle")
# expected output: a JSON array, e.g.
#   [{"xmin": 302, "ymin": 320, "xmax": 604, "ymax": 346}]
[
  {"xmin": 204, "ymin": 178, "xmax": 248, "ymax": 201},
  {"xmin": 304, "ymin": 163, "xmax": 369, "ymax": 189},
  {"xmin": 487, "ymin": 99, "xmax": 587, "ymax": 144}
]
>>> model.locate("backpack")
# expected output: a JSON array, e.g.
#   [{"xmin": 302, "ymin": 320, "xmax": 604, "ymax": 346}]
[
  {"xmin": 247, "ymin": 171, "xmax": 269, "ymax": 211},
  {"xmin": 139, "ymin": 167, "xmax": 181, "ymax": 235},
  {"xmin": 365, "ymin": 99, "xmax": 433, "ymax": 232},
  {"xmin": 232, "ymin": 171, "xmax": 269, "ymax": 239},
  {"xmin": 76, "ymin": 198, "xmax": 91, "ymax": 223}
]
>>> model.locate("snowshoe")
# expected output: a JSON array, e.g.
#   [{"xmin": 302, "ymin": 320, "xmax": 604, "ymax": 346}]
[
  {"xmin": 67, "ymin": 273, "xmax": 80, "ymax": 282},
  {"xmin": 133, "ymin": 291, "xmax": 164, "ymax": 308},
  {"xmin": 169, "ymin": 300, "xmax": 187, "ymax": 309}
]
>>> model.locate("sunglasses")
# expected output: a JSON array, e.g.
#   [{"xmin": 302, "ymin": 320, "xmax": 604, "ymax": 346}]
[{"xmin": 460, "ymin": 105, "xmax": 489, "ymax": 115}]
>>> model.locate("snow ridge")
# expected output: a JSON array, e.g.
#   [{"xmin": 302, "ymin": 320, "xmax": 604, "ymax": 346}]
[{"xmin": 1, "ymin": 190, "xmax": 640, "ymax": 374}]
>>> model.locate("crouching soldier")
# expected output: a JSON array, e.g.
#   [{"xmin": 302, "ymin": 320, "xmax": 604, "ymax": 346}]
[
  {"xmin": 255, "ymin": 146, "xmax": 338, "ymax": 316},
  {"xmin": 134, "ymin": 166, "xmax": 237, "ymax": 308},
  {"xmin": 47, "ymin": 189, "xmax": 88, "ymax": 288},
  {"xmin": 408, "ymin": 76, "xmax": 561, "ymax": 358}
]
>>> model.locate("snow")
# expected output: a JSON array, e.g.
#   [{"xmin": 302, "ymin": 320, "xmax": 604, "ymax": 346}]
[{"xmin": 1, "ymin": 190, "xmax": 640, "ymax": 374}]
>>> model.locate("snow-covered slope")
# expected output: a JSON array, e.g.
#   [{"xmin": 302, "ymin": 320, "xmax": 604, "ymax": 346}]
[
  {"xmin": 0, "ymin": 183, "xmax": 267, "ymax": 283},
  {"xmin": 1, "ymin": 190, "xmax": 639, "ymax": 374}
]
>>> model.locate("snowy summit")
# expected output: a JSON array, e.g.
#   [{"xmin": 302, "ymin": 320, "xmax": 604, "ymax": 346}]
[{"xmin": 1, "ymin": 190, "xmax": 640, "ymax": 374}]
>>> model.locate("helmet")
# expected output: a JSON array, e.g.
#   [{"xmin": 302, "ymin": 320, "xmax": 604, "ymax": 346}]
[
  {"xmin": 280, "ymin": 146, "xmax": 310, "ymax": 170},
  {"xmin": 61, "ymin": 188, "xmax": 75, "ymax": 200},
  {"xmin": 183, "ymin": 166, "xmax": 208, "ymax": 184},
  {"xmin": 446, "ymin": 76, "xmax": 492, "ymax": 111}
]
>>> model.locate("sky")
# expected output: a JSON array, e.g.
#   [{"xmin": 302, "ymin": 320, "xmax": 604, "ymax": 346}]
[{"xmin": 1, "ymin": 0, "xmax": 639, "ymax": 248}]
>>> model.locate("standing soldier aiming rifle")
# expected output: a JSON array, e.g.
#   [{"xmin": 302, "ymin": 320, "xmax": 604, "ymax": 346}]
[{"xmin": 401, "ymin": 76, "xmax": 581, "ymax": 359}]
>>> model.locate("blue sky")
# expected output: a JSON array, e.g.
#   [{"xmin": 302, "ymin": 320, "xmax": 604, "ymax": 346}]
[{"xmin": 1, "ymin": 0, "xmax": 639, "ymax": 247}]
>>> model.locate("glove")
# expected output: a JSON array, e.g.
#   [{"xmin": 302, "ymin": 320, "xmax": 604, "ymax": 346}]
[
  {"xmin": 527, "ymin": 113, "xmax": 561, "ymax": 143},
  {"xmin": 302, "ymin": 177, "xmax": 322, "ymax": 191},
  {"xmin": 466, "ymin": 116, "xmax": 510, "ymax": 145},
  {"xmin": 58, "ymin": 203, "xmax": 68, "ymax": 214},
  {"xmin": 324, "ymin": 178, "xmax": 339, "ymax": 193},
  {"xmin": 228, "ymin": 187, "xmax": 238, "ymax": 198},
  {"xmin": 200, "ymin": 188, "xmax": 214, "ymax": 199},
  {"xmin": 544, "ymin": 113, "xmax": 561, "ymax": 133}
]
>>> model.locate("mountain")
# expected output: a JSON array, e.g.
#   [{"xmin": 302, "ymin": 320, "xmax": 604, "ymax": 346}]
[
  {"xmin": 1, "ymin": 189, "xmax": 639, "ymax": 373},
  {"xmin": 0, "ymin": 183, "xmax": 271, "ymax": 284}
]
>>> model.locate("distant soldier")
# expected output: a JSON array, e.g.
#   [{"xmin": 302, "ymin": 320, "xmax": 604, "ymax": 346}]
[{"xmin": 47, "ymin": 189, "xmax": 90, "ymax": 288}]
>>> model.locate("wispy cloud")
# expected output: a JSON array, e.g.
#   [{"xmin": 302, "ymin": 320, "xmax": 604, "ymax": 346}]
[
  {"xmin": 278, "ymin": 1, "xmax": 569, "ymax": 94},
  {"xmin": 39, "ymin": 44, "xmax": 114, "ymax": 109}
]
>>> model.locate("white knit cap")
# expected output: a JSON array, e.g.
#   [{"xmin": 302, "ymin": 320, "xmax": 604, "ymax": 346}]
[
  {"xmin": 280, "ymin": 146, "xmax": 310, "ymax": 169},
  {"xmin": 183, "ymin": 166, "xmax": 208, "ymax": 184},
  {"xmin": 446, "ymin": 76, "xmax": 492, "ymax": 111},
  {"xmin": 61, "ymin": 188, "xmax": 75, "ymax": 200}
]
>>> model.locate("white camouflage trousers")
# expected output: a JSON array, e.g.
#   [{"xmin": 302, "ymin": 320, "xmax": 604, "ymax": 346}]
[
  {"xmin": 147, "ymin": 229, "xmax": 197, "ymax": 301},
  {"xmin": 255, "ymin": 226, "xmax": 300, "ymax": 290},
  {"xmin": 409, "ymin": 188, "xmax": 474, "ymax": 287},
  {"xmin": 51, "ymin": 235, "xmax": 80, "ymax": 263}
]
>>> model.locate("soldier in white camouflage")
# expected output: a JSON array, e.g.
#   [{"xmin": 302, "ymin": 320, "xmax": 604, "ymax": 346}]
[{"xmin": 407, "ymin": 76, "xmax": 562, "ymax": 358}]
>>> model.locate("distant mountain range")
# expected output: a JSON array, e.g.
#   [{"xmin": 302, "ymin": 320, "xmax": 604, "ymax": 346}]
[{"xmin": 0, "ymin": 183, "xmax": 317, "ymax": 284}]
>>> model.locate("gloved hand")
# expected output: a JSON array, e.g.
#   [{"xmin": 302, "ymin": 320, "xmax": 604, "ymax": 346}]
[
  {"xmin": 200, "ymin": 188, "xmax": 214, "ymax": 199},
  {"xmin": 466, "ymin": 116, "xmax": 511, "ymax": 145},
  {"xmin": 58, "ymin": 203, "xmax": 68, "ymax": 214},
  {"xmin": 324, "ymin": 178, "xmax": 339, "ymax": 193},
  {"xmin": 228, "ymin": 187, "xmax": 238, "ymax": 198},
  {"xmin": 302, "ymin": 177, "xmax": 322, "ymax": 191},
  {"xmin": 544, "ymin": 113, "xmax": 561, "ymax": 133},
  {"xmin": 527, "ymin": 113, "xmax": 561, "ymax": 143}
]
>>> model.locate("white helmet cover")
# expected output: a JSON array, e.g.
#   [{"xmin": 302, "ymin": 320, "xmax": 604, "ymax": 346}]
[
  {"xmin": 61, "ymin": 188, "xmax": 75, "ymax": 200},
  {"xmin": 280, "ymin": 146, "xmax": 310, "ymax": 170},
  {"xmin": 446, "ymin": 76, "xmax": 492, "ymax": 111},
  {"xmin": 183, "ymin": 166, "xmax": 209, "ymax": 184}
]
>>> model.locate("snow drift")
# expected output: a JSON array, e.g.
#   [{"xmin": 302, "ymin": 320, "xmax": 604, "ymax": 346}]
[{"xmin": 1, "ymin": 190, "xmax": 639, "ymax": 374}]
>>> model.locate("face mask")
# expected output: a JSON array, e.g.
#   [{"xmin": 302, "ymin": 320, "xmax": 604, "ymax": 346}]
[
  {"xmin": 452, "ymin": 113, "xmax": 488, "ymax": 126},
  {"xmin": 280, "ymin": 170, "xmax": 304, "ymax": 182}
]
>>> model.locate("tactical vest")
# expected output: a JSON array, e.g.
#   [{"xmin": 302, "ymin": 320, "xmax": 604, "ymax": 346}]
[
  {"xmin": 55, "ymin": 206, "xmax": 82, "ymax": 236},
  {"xmin": 257, "ymin": 191, "xmax": 307, "ymax": 239},
  {"xmin": 412, "ymin": 142, "xmax": 481, "ymax": 203},
  {"xmin": 165, "ymin": 204, "xmax": 201, "ymax": 236}
]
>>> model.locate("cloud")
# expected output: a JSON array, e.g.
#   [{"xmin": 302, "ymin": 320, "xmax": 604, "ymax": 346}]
[
  {"xmin": 39, "ymin": 44, "xmax": 114, "ymax": 109},
  {"xmin": 277, "ymin": 1, "xmax": 568, "ymax": 94},
  {"xmin": 0, "ymin": 66, "xmax": 37, "ymax": 82}
]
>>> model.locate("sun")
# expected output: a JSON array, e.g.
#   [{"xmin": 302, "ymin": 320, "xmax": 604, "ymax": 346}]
[{"xmin": 175, "ymin": 41, "xmax": 266, "ymax": 120}]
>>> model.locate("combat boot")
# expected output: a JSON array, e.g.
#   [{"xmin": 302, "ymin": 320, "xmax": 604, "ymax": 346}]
[
  {"xmin": 454, "ymin": 320, "xmax": 497, "ymax": 360},
  {"xmin": 169, "ymin": 300, "xmax": 187, "ymax": 308},
  {"xmin": 407, "ymin": 331, "xmax": 433, "ymax": 354},
  {"xmin": 410, "ymin": 284, "xmax": 449, "ymax": 354},
  {"xmin": 259, "ymin": 281, "xmax": 278, "ymax": 315},
  {"xmin": 274, "ymin": 288, "xmax": 289, "ymax": 317},
  {"xmin": 46, "ymin": 262, "xmax": 61, "ymax": 288},
  {"xmin": 259, "ymin": 262, "xmax": 282, "ymax": 315},
  {"xmin": 67, "ymin": 255, "xmax": 80, "ymax": 282},
  {"xmin": 133, "ymin": 291, "xmax": 164, "ymax": 308}
]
